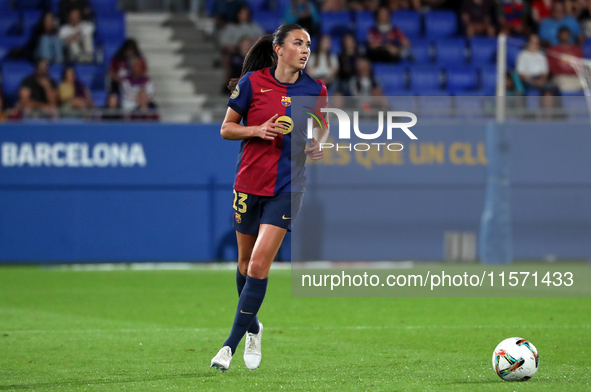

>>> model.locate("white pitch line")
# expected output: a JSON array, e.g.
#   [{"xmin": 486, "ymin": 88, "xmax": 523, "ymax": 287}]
[{"xmin": 2, "ymin": 324, "xmax": 590, "ymax": 334}]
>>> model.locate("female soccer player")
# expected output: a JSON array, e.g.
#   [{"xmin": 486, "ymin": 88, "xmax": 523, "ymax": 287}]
[{"xmin": 210, "ymin": 24, "xmax": 328, "ymax": 372}]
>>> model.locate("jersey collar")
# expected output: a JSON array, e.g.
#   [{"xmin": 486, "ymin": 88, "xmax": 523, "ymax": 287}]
[{"xmin": 270, "ymin": 66, "xmax": 302, "ymax": 86}]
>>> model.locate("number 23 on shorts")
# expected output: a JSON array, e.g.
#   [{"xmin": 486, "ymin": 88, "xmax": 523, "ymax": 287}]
[{"xmin": 233, "ymin": 190, "xmax": 248, "ymax": 213}]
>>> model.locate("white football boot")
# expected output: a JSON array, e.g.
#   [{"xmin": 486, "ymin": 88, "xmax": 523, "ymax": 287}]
[
  {"xmin": 244, "ymin": 321, "xmax": 263, "ymax": 370},
  {"xmin": 210, "ymin": 346, "xmax": 232, "ymax": 373}
]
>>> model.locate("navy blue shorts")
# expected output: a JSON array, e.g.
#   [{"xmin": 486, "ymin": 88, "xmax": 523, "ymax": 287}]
[{"xmin": 232, "ymin": 191, "xmax": 304, "ymax": 235}]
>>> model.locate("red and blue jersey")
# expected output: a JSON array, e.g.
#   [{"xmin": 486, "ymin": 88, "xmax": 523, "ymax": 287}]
[{"xmin": 228, "ymin": 66, "xmax": 327, "ymax": 197}]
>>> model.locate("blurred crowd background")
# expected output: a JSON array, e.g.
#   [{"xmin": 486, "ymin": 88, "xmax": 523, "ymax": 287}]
[{"xmin": 0, "ymin": 0, "xmax": 590, "ymax": 121}]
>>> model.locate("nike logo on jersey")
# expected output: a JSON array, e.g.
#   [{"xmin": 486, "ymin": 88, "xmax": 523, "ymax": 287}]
[
  {"xmin": 282, "ymin": 215, "xmax": 291, "ymax": 220},
  {"xmin": 240, "ymin": 310, "xmax": 253, "ymax": 314},
  {"xmin": 261, "ymin": 88, "xmax": 273, "ymax": 93}
]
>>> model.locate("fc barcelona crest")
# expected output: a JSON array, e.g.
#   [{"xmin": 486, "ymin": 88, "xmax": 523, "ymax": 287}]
[
  {"xmin": 281, "ymin": 96, "xmax": 291, "ymax": 107},
  {"xmin": 235, "ymin": 212, "xmax": 241, "ymax": 223}
]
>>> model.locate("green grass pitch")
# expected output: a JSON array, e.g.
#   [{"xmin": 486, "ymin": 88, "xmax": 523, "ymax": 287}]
[{"xmin": 0, "ymin": 266, "xmax": 590, "ymax": 391}]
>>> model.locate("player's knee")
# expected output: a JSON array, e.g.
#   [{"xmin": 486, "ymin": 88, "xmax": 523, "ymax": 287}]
[
  {"xmin": 247, "ymin": 259, "xmax": 269, "ymax": 279},
  {"xmin": 237, "ymin": 258, "xmax": 249, "ymax": 276}
]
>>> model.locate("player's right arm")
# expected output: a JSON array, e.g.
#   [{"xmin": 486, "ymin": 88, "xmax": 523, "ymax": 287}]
[{"xmin": 220, "ymin": 109, "xmax": 286, "ymax": 141}]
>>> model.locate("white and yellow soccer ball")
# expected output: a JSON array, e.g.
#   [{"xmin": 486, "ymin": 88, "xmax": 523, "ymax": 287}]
[{"xmin": 492, "ymin": 337, "xmax": 539, "ymax": 381}]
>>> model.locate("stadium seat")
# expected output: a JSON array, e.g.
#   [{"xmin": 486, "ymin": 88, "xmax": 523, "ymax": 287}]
[
  {"xmin": 424, "ymin": 11, "xmax": 457, "ymax": 38},
  {"xmin": 0, "ymin": 0, "xmax": 10, "ymax": 10},
  {"xmin": 49, "ymin": 63, "xmax": 64, "ymax": 83},
  {"xmin": 470, "ymin": 37, "xmax": 497, "ymax": 65},
  {"xmin": 392, "ymin": 10, "xmax": 421, "ymax": 38},
  {"xmin": 95, "ymin": 12, "xmax": 125, "ymax": 42},
  {"xmin": 446, "ymin": 66, "xmax": 479, "ymax": 93},
  {"xmin": 89, "ymin": 0, "xmax": 119, "ymax": 13},
  {"xmin": 13, "ymin": 0, "xmax": 44, "ymax": 9},
  {"xmin": 252, "ymin": 11, "xmax": 281, "ymax": 34},
  {"xmin": 0, "ymin": 12, "xmax": 21, "ymax": 36},
  {"xmin": 408, "ymin": 39, "xmax": 433, "ymax": 64},
  {"xmin": 75, "ymin": 64, "xmax": 104, "ymax": 90},
  {"xmin": 91, "ymin": 90, "xmax": 108, "ymax": 107},
  {"xmin": 103, "ymin": 39, "xmax": 125, "ymax": 64},
  {"xmin": 321, "ymin": 11, "xmax": 352, "ymax": 38},
  {"xmin": 410, "ymin": 66, "xmax": 442, "ymax": 93},
  {"xmin": 1, "ymin": 35, "xmax": 29, "ymax": 50},
  {"xmin": 480, "ymin": 66, "xmax": 497, "ymax": 94},
  {"xmin": 330, "ymin": 35, "xmax": 342, "ymax": 55},
  {"xmin": 355, "ymin": 11, "xmax": 374, "ymax": 44},
  {"xmin": 373, "ymin": 64, "xmax": 407, "ymax": 93},
  {"xmin": 2, "ymin": 61, "xmax": 35, "ymax": 103},
  {"xmin": 435, "ymin": 38, "xmax": 467, "ymax": 66},
  {"xmin": 583, "ymin": 41, "xmax": 591, "ymax": 58},
  {"xmin": 23, "ymin": 10, "xmax": 43, "ymax": 36},
  {"xmin": 506, "ymin": 38, "xmax": 526, "ymax": 68},
  {"xmin": 0, "ymin": 46, "xmax": 8, "ymax": 60}
]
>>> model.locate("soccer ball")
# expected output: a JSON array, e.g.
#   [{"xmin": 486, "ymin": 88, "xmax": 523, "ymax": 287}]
[{"xmin": 492, "ymin": 337, "xmax": 539, "ymax": 381}]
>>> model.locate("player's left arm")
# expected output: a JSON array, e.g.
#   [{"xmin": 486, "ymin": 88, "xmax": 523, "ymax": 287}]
[{"xmin": 305, "ymin": 82, "xmax": 330, "ymax": 160}]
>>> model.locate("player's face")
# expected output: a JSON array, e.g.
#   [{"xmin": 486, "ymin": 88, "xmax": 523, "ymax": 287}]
[{"xmin": 278, "ymin": 30, "xmax": 311, "ymax": 71}]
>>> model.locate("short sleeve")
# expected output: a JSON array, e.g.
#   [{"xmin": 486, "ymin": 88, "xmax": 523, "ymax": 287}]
[
  {"xmin": 228, "ymin": 73, "xmax": 253, "ymax": 118},
  {"xmin": 315, "ymin": 81, "xmax": 328, "ymax": 112}
]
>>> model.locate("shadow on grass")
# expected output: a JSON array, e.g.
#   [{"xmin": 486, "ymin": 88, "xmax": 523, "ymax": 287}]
[{"xmin": 0, "ymin": 372, "xmax": 219, "ymax": 390}]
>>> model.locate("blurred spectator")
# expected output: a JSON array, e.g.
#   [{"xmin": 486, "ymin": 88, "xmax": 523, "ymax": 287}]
[
  {"xmin": 387, "ymin": 0, "xmax": 419, "ymax": 12},
  {"xmin": 214, "ymin": 0, "xmax": 245, "ymax": 28},
  {"xmin": 101, "ymin": 92, "xmax": 124, "ymax": 121},
  {"xmin": 337, "ymin": 33, "xmax": 361, "ymax": 95},
  {"xmin": 284, "ymin": 0, "xmax": 321, "ymax": 37},
  {"xmin": 59, "ymin": 9, "xmax": 95, "ymax": 62},
  {"xmin": 109, "ymin": 39, "xmax": 148, "ymax": 94},
  {"xmin": 121, "ymin": 58, "xmax": 155, "ymax": 110},
  {"xmin": 229, "ymin": 37, "xmax": 252, "ymax": 80},
  {"xmin": 539, "ymin": 1, "xmax": 583, "ymax": 45},
  {"xmin": 349, "ymin": 57, "xmax": 381, "ymax": 95},
  {"xmin": 548, "ymin": 27, "xmax": 584, "ymax": 93},
  {"xmin": 322, "ymin": 0, "xmax": 347, "ymax": 11},
  {"xmin": 461, "ymin": 0, "xmax": 496, "ymax": 37},
  {"xmin": 531, "ymin": 0, "xmax": 551, "ymax": 31},
  {"xmin": 35, "ymin": 13, "xmax": 64, "ymax": 63},
  {"xmin": 516, "ymin": 34, "xmax": 550, "ymax": 92},
  {"xmin": 366, "ymin": 7, "xmax": 410, "ymax": 63},
  {"xmin": 565, "ymin": 0, "xmax": 591, "ymax": 37},
  {"xmin": 131, "ymin": 89, "xmax": 160, "ymax": 121},
  {"xmin": 219, "ymin": 5, "xmax": 263, "ymax": 88},
  {"xmin": 306, "ymin": 35, "xmax": 339, "ymax": 90},
  {"xmin": 219, "ymin": 5, "xmax": 263, "ymax": 51},
  {"xmin": 497, "ymin": 0, "xmax": 531, "ymax": 36},
  {"xmin": 0, "ymin": 94, "xmax": 22, "ymax": 121},
  {"xmin": 60, "ymin": 0, "xmax": 94, "ymax": 23},
  {"xmin": 59, "ymin": 65, "xmax": 94, "ymax": 110},
  {"xmin": 18, "ymin": 59, "xmax": 58, "ymax": 110}
]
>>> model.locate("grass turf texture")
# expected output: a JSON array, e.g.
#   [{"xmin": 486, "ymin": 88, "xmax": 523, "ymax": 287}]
[{"xmin": 0, "ymin": 267, "xmax": 590, "ymax": 391}]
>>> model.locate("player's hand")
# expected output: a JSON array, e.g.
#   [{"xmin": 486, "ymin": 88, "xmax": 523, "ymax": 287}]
[
  {"xmin": 305, "ymin": 137, "xmax": 324, "ymax": 160},
  {"xmin": 256, "ymin": 114, "xmax": 286, "ymax": 141}
]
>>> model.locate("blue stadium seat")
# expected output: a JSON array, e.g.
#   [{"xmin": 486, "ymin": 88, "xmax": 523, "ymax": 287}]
[
  {"xmin": 91, "ymin": 90, "xmax": 108, "ymax": 107},
  {"xmin": 481, "ymin": 66, "xmax": 497, "ymax": 94},
  {"xmin": 408, "ymin": 39, "xmax": 433, "ymax": 64},
  {"xmin": 424, "ymin": 11, "xmax": 457, "ymax": 38},
  {"xmin": 0, "ymin": 0, "xmax": 10, "ymax": 10},
  {"xmin": 103, "ymin": 39, "xmax": 124, "ymax": 64},
  {"xmin": 583, "ymin": 41, "xmax": 591, "ymax": 58},
  {"xmin": 470, "ymin": 37, "xmax": 497, "ymax": 65},
  {"xmin": 247, "ymin": 0, "xmax": 267, "ymax": 12},
  {"xmin": 23, "ymin": 10, "xmax": 43, "ymax": 36},
  {"xmin": 435, "ymin": 38, "xmax": 467, "ymax": 66},
  {"xmin": 392, "ymin": 10, "xmax": 421, "ymax": 38},
  {"xmin": 0, "ymin": 46, "xmax": 8, "ymax": 60},
  {"xmin": 446, "ymin": 66, "xmax": 478, "ymax": 93},
  {"xmin": 355, "ymin": 11, "xmax": 374, "ymax": 44},
  {"xmin": 321, "ymin": 11, "xmax": 352, "ymax": 38},
  {"xmin": 410, "ymin": 66, "xmax": 442, "ymax": 93},
  {"xmin": 252, "ymin": 11, "xmax": 281, "ymax": 33},
  {"xmin": 0, "ymin": 12, "xmax": 21, "ymax": 36},
  {"xmin": 75, "ymin": 64, "xmax": 104, "ymax": 90},
  {"xmin": 330, "ymin": 35, "xmax": 342, "ymax": 55},
  {"xmin": 13, "ymin": 0, "xmax": 44, "ymax": 9},
  {"xmin": 95, "ymin": 12, "xmax": 125, "ymax": 43},
  {"xmin": 49, "ymin": 63, "xmax": 64, "ymax": 83},
  {"xmin": 507, "ymin": 38, "xmax": 526, "ymax": 68},
  {"xmin": 373, "ymin": 64, "xmax": 407, "ymax": 93},
  {"xmin": 1, "ymin": 35, "xmax": 29, "ymax": 50},
  {"xmin": 2, "ymin": 61, "xmax": 35, "ymax": 103},
  {"xmin": 89, "ymin": 0, "xmax": 119, "ymax": 13}
]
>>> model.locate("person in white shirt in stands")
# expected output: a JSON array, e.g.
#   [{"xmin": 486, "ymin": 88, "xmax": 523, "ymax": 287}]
[
  {"xmin": 516, "ymin": 34, "xmax": 550, "ymax": 92},
  {"xmin": 121, "ymin": 58, "xmax": 155, "ymax": 110},
  {"xmin": 58, "ymin": 9, "xmax": 94, "ymax": 62},
  {"xmin": 306, "ymin": 35, "xmax": 339, "ymax": 91}
]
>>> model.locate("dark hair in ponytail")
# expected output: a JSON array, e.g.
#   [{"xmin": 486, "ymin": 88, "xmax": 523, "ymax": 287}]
[{"xmin": 227, "ymin": 23, "xmax": 307, "ymax": 91}]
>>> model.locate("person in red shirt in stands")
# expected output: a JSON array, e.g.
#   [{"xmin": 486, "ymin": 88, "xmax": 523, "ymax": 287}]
[
  {"xmin": 366, "ymin": 7, "xmax": 410, "ymax": 63},
  {"xmin": 548, "ymin": 27, "xmax": 584, "ymax": 93}
]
